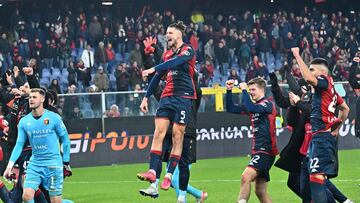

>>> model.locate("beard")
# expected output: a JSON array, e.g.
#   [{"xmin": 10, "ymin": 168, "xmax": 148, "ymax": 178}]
[{"xmin": 167, "ymin": 38, "xmax": 177, "ymax": 50}]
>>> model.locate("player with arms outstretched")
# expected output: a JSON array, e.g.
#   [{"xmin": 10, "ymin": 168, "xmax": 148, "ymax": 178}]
[
  {"xmin": 3, "ymin": 88, "xmax": 71, "ymax": 203},
  {"xmin": 137, "ymin": 21, "xmax": 197, "ymax": 191}
]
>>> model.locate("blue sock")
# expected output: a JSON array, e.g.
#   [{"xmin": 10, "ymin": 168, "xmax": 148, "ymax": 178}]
[
  {"xmin": 187, "ymin": 184, "xmax": 202, "ymax": 199},
  {"xmin": 172, "ymin": 166, "xmax": 180, "ymax": 196},
  {"xmin": 309, "ymin": 176, "xmax": 327, "ymax": 203},
  {"xmin": 167, "ymin": 154, "xmax": 180, "ymax": 174},
  {"xmin": 149, "ymin": 150, "xmax": 162, "ymax": 171},
  {"xmin": 25, "ymin": 200, "xmax": 35, "ymax": 203}
]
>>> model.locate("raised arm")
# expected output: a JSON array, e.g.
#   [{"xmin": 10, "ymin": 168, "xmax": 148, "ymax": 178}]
[{"xmin": 291, "ymin": 47, "xmax": 318, "ymax": 86}]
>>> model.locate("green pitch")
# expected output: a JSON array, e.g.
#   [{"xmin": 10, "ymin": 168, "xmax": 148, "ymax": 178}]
[{"xmin": 62, "ymin": 149, "xmax": 360, "ymax": 203}]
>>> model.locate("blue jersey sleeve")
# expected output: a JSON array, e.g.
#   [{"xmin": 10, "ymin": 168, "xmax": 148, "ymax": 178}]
[
  {"xmin": 154, "ymin": 46, "xmax": 194, "ymax": 71},
  {"xmin": 9, "ymin": 119, "xmax": 27, "ymax": 164},
  {"xmin": 241, "ymin": 90, "xmax": 273, "ymax": 114},
  {"xmin": 315, "ymin": 75, "xmax": 329, "ymax": 91},
  {"xmin": 145, "ymin": 71, "xmax": 166, "ymax": 98},
  {"xmin": 226, "ymin": 90, "xmax": 247, "ymax": 114},
  {"xmin": 54, "ymin": 115, "xmax": 70, "ymax": 163}
]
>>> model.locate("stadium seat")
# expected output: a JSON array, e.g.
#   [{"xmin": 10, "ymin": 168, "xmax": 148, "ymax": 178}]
[
  {"xmin": 42, "ymin": 68, "xmax": 51, "ymax": 79},
  {"xmin": 52, "ymin": 68, "xmax": 61, "ymax": 80},
  {"xmin": 39, "ymin": 77, "xmax": 50, "ymax": 87}
]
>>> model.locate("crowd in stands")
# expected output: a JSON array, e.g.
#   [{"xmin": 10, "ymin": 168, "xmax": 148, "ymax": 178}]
[{"xmin": 0, "ymin": 2, "xmax": 359, "ymax": 117}]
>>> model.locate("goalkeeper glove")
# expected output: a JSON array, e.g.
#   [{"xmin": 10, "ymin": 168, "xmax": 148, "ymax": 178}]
[{"xmin": 63, "ymin": 162, "xmax": 72, "ymax": 178}]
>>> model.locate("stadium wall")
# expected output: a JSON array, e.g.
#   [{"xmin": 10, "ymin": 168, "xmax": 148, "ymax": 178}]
[{"xmin": 64, "ymin": 112, "xmax": 359, "ymax": 167}]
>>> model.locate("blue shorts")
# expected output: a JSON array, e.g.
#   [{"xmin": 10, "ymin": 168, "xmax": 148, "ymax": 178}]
[
  {"xmin": 308, "ymin": 132, "xmax": 338, "ymax": 178},
  {"xmin": 24, "ymin": 164, "xmax": 63, "ymax": 196},
  {"xmin": 248, "ymin": 152, "xmax": 275, "ymax": 182},
  {"xmin": 156, "ymin": 96, "xmax": 192, "ymax": 125}
]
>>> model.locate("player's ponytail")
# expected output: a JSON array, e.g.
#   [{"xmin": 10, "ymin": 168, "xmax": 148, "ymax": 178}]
[{"xmin": 169, "ymin": 21, "xmax": 186, "ymax": 36}]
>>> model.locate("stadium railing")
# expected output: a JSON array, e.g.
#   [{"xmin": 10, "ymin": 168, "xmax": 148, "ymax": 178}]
[{"xmin": 58, "ymin": 81, "xmax": 355, "ymax": 119}]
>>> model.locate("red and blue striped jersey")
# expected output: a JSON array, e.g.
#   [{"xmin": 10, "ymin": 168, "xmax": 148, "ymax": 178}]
[
  {"xmin": 226, "ymin": 90, "xmax": 279, "ymax": 156},
  {"xmin": 311, "ymin": 75, "xmax": 344, "ymax": 133},
  {"xmin": 156, "ymin": 44, "xmax": 197, "ymax": 99}
]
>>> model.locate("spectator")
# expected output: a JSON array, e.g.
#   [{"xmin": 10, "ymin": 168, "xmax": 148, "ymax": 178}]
[
  {"xmin": 105, "ymin": 104, "xmax": 121, "ymax": 118},
  {"xmin": 42, "ymin": 39, "xmax": 56, "ymax": 68},
  {"xmin": 114, "ymin": 63, "xmax": 130, "ymax": 91},
  {"xmin": 48, "ymin": 79, "xmax": 62, "ymax": 94},
  {"xmin": 129, "ymin": 61, "xmax": 142, "ymax": 89},
  {"xmin": 115, "ymin": 24, "xmax": 126, "ymax": 56},
  {"xmin": 310, "ymin": 43, "xmax": 320, "ymax": 58},
  {"xmin": 105, "ymin": 43, "xmax": 116, "ymax": 73},
  {"xmin": 204, "ymin": 39, "xmax": 215, "ymax": 61},
  {"xmin": 95, "ymin": 41, "xmax": 108, "ymax": 69},
  {"xmin": 57, "ymin": 37, "xmax": 71, "ymax": 69},
  {"xmin": 228, "ymin": 68, "xmax": 241, "ymax": 82},
  {"xmin": 70, "ymin": 106, "xmax": 83, "ymax": 119},
  {"xmin": 102, "ymin": 27, "xmax": 113, "ymax": 47},
  {"xmin": 129, "ymin": 43, "xmax": 143, "ymax": 68},
  {"xmin": 67, "ymin": 61, "xmax": 77, "ymax": 86},
  {"xmin": 301, "ymin": 47, "xmax": 313, "ymax": 66},
  {"xmin": 81, "ymin": 44, "xmax": 95, "ymax": 70},
  {"xmin": 76, "ymin": 59, "xmax": 90, "ymax": 91},
  {"xmin": 93, "ymin": 66, "xmax": 109, "ymax": 92},
  {"xmin": 238, "ymin": 37, "xmax": 251, "ymax": 69},
  {"xmin": 199, "ymin": 60, "xmax": 214, "ymax": 87},
  {"xmin": 0, "ymin": 33, "xmax": 12, "ymax": 70},
  {"xmin": 258, "ymin": 31, "xmax": 271, "ymax": 66},
  {"xmin": 63, "ymin": 85, "xmax": 79, "ymax": 119},
  {"xmin": 88, "ymin": 16, "xmax": 102, "ymax": 45},
  {"xmin": 215, "ymin": 41, "xmax": 229, "ymax": 76}
]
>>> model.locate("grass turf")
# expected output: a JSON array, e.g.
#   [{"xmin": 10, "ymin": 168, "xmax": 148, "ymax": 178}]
[{"xmin": 60, "ymin": 149, "xmax": 359, "ymax": 202}]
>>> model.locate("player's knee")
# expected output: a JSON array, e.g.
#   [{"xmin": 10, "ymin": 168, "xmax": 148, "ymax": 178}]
[
  {"xmin": 23, "ymin": 189, "xmax": 35, "ymax": 201},
  {"xmin": 172, "ymin": 133, "xmax": 184, "ymax": 145},
  {"xmin": 241, "ymin": 173, "xmax": 251, "ymax": 184}
]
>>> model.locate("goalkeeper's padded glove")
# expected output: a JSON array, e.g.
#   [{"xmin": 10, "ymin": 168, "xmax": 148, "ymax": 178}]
[
  {"xmin": 63, "ymin": 162, "xmax": 72, "ymax": 178},
  {"xmin": 143, "ymin": 36, "xmax": 157, "ymax": 55}
]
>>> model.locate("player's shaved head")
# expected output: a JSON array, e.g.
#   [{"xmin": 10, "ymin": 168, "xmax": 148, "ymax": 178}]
[{"xmin": 310, "ymin": 58, "xmax": 329, "ymax": 76}]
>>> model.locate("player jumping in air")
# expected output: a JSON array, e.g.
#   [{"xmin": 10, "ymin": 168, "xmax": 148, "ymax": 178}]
[
  {"xmin": 3, "ymin": 88, "xmax": 71, "ymax": 203},
  {"xmin": 137, "ymin": 21, "xmax": 197, "ymax": 191},
  {"xmin": 292, "ymin": 47, "xmax": 350, "ymax": 203},
  {"xmin": 226, "ymin": 77, "xmax": 278, "ymax": 203}
]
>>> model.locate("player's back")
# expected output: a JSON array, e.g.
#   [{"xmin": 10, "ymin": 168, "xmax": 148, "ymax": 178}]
[
  {"xmin": 19, "ymin": 110, "xmax": 65, "ymax": 167},
  {"xmin": 161, "ymin": 44, "xmax": 197, "ymax": 99},
  {"xmin": 311, "ymin": 75, "xmax": 342, "ymax": 132}
]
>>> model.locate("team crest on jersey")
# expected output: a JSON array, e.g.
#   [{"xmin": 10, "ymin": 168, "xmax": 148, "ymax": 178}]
[
  {"xmin": 182, "ymin": 50, "xmax": 190, "ymax": 56},
  {"xmin": 44, "ymin": 118, "xmax": 50, "ymax": 125}
]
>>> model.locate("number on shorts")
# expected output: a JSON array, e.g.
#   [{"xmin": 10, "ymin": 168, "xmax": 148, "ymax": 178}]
[
  {"xmin": 249, "ymin": 155, "xmax": 260, "ymax": 166},
  {"xmin": 180, "ymin": 110, "xmax": 186, "ymax": 123},
  {"xmin": 50, "ymin": 176, "xmax": 55, "ymax": 189},
  {"xmin": 309, "ymin": 157, "xmax": 320, "ymax": 172}
]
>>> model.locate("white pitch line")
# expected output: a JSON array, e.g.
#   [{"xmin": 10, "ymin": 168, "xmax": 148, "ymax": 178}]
[{"xmin": 64, "ymin": 179, "xmax": 360, "ymax": 184}]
